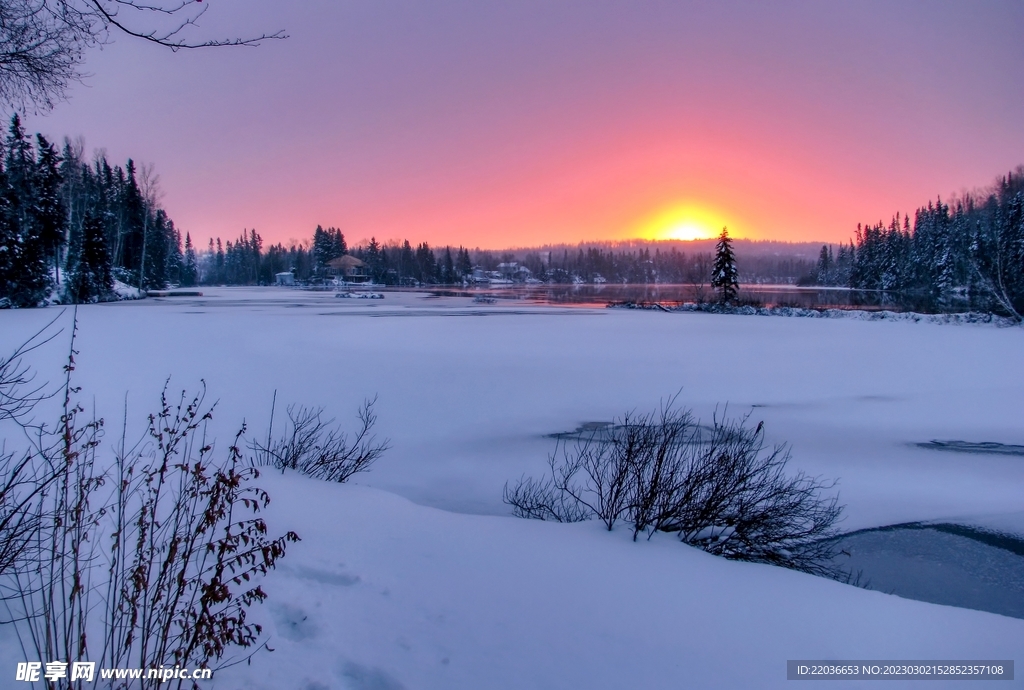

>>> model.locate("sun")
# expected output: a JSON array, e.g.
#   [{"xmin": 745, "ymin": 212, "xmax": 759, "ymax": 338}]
[
  {"xmin": 635, "ymin": 205, "xmax": 726, "ymax": 242},
  {"xmin": 663, "ymin": 220, "xmax": 714, "ymax": 241}
]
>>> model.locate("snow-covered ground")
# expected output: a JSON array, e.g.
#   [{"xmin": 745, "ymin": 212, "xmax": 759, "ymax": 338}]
[{"xmin": 1, "ymin": 287, "xmax": 1022, "ymax": 688}]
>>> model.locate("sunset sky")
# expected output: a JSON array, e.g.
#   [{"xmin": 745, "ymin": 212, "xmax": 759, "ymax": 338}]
[{"xmin": 31, "ymin": 0, "xmax": 1024, "ymax": 250}]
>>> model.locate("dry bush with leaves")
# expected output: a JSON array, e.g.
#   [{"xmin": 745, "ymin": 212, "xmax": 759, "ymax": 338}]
[{"xmin": 1, "ymin": 315, "xmax": 300, "ymax": 689}]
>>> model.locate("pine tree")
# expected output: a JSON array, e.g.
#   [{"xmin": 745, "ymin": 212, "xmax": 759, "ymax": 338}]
[
  {"xmin": 711, "ymin": 227, "xmax": 739, "ymax": 303},
  {"xmin": 182, "ymin": 232, "xmax": 198, "ymax": 286},
  {"xmin": 442, "ymin": 246, "xmax": 455, "ymax": 284},
  {"xmin": 160, "ymin": 215, "xmax": 182, "ymax": 286},
  {"xmin": 399, "ymin": 240, "xmax": 414, "ymax": 283},
  {"xmin": 364, "ymin": 236, "xmax": 383, "ymax": 282},
  {"xmin": 215, "ymin": 238, "xmax": 225, "ymax": 283},
  {"xmin": 0, "ymin": 152, "xmax": 13, "ymax": 305},
  {"xmin": 329, "ymin": 227, "xmax": 346, "ymax": 258},
  {"xmin": 120, "ymin": 159, "xmax": 146, "ymax": 285},
  {"xmin": 457, "ymin": 246, "xmax": 472, "ymax": 278},
  {"xmin": 312, "ymin": 225, "xmax": 335, "ymax": 273},
  {"xmin": 67, "ymin": 210, "xmax": 113, "ymax": 303},
  {"xmin": 34, "ymin": 134, "xmax": 66, "ymax": 287},
  {"xmin": 2, "ymin": 115, "xmax": 51, "ymax": 306},
  {"xmin": 815, "ymin": 244, "xmax": 832, "ymax": 285}
]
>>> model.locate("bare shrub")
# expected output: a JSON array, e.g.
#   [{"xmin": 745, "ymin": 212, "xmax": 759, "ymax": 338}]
[
  {"xmin": 504, "ymin": 402, "xmax": 844, "ymax": 577},
  {"xmin": 0, "ymin": 314, "xmax": 66, "ymax": 578},
  {"xmin": 253, "ymin": 396, "xmax": 389, "ymax": 483}
]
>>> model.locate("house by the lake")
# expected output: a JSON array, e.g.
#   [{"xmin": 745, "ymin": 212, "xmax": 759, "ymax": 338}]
[{"xmin": 326, "ymin": 255, "xmax": 369, "ymax": 283}]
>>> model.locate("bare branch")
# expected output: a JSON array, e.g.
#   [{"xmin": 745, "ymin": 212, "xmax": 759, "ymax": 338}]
[
  {"xmin": 0, "ymin": 0, "xmax": 287, "ymax": 110},
  {"xmin": 252, "ymin": 397, "xmax": 390, "ymax": 483}
]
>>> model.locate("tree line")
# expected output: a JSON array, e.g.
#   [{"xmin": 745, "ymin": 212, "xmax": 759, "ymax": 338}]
[
  {"xmin": 0, "ymin": 115, "xmax": 191, "ymax": 307},
  {"xmin": 195, "ymin": 232, "xmax": 807, "ymax": 288},
  {"xmin": 808, "ymin": 167, "xmax": 1024, "ymax": 319},
  {"xmin": 4, "ymin": 118, "xmax": 1017, "ymax": 319}
]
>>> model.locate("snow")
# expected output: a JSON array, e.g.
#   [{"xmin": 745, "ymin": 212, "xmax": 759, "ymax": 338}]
[
  {"xmin": 1, "ymin": 287, "xmax": 1022, "ymax": 688},
  {"xmin": 111, "ymin": 279, "xmax": 143, "ymax": 300},
  {"xmin": 208, "ymin": 476, "xmax": 1023, "ymax": 690}
]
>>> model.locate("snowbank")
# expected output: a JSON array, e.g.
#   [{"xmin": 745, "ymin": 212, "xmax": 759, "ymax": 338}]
[
  {"xmin": 612, "ymin": 301, "xmax": 1021, "ymax": 327},
  {"xmin": 214, "ymin": 474, "xmax": 1024, "ymax": 690},
  {"xmin": 111, "ymin": 279, "xmax": 144, "ymax": 300}
]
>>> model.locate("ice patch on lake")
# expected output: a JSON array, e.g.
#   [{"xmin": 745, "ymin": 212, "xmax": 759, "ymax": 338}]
[{"xmin": 915, "ymin": 440, "xmax": 1024, "ymax": 456}]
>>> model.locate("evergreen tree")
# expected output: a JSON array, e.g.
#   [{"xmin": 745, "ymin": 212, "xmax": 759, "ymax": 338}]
[
  {"xmin": 2, "ymin": 115, "xmax": 50, "ymax": 306},
  {"xmin": 161, "ymin": 215, "xmax": 183, "ymax": 286},
  {"xmin": 398, "ymin": 240, "xmax": 414, "ymax": 283},
  {"xmin": 182, "ymin": 232, "xmax": 198, "ymax": 286},
  {"xmin": 441, "ymin": 246, "xmax": 455, "ymax": 284},
  {"xmin": 415, "ymin": 242, "xmax": 437, "ymax": 283},
  {"xmin": 329, "ymin": 227, "xmax": 346, "ymax": 258},
  {"xmin": 0, "ymin": 148, "xmax": 12, "ymax": 304},
  {"xmin": 457, "ymin": 246, "xmax": 472, "ymax": 278},
  {"xmin": 310, "ymin": 225, "xmax": 346, "ymax": 274},
  {"xmin": 119, "ymin": 159, "xmax": 146, "ymax": 285},
  {"xmin": 363, "ymin": 236, "xmax": 383, "ymax": 282},
  {"xmin": 34, "ymin": 134, "xmax": 66, "ymax": 286},
  {"xmin": 67, "ymin": 210, "xmax": 113, "ymax": 303},
  {"xmin": 711, "ymin": 227, "xmax": 739, "ymax": 303},
  {"xmin": 815, "ymin": 244, "xmax": 832, "ymax": 285},
  {"xmin": 215, "ymin": 238, "xmax": 225, "ymax": 283}
]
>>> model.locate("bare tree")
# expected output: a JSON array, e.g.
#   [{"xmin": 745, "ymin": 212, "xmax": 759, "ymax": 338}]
[{"xmin": 0, "ymin": 0, "xmax": 286, "ymax": 111}]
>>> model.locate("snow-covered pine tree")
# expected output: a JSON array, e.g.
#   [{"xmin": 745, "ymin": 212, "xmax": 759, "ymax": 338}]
[
  {"xmin": 67, "ymin": 210, "xmax": 113, "ymax": 303},
  {"xmin": 34, "ymin": 134, "xmax": 66, "ymax": 287},
  {"xmin": 182, "ymin": 232, "xmax": 198, "ymax": 287},
  {"xmin": 160, "ymin": 214, "xmax": 183, "ymax": 285},
  {"xmin": 312, "ymin": 225, "xmax": 331, "ymax": 271},
  {"xmin": 711, "ymin": 227, "xmax": 739, "ymax": 303},
  {"xmin": 2, "ymin": 115, "xmax": 51, "ymax": 307},
  {"xmin": 815, "ymin": 244, "xmax": 832, "ymax": 285}
]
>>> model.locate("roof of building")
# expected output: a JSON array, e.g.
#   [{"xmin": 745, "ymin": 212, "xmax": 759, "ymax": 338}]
[{"xmin": 327, "ymin": 255, "xmax": 366, "ymax": 269}]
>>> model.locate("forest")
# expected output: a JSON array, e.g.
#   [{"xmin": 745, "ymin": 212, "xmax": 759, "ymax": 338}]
[
  {"xmin": 808, "ymin": 167, "xmax": 1024, "ymax": 318},
  {"xmin": 0, "ymin": 115, "xmax": 193, "ymax": 307}
]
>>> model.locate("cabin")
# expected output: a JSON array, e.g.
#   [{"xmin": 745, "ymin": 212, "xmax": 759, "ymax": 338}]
[
  {"xmin": 275, "ymin": 271, "xmax": 295, "ymax": 286},
  {"xmin": 496, "ymin": 262, "xmax": 532, "ymax": 282},
  {"xmin": 326, "ymin": 255, "xmax": 369, "ymax": 283}
]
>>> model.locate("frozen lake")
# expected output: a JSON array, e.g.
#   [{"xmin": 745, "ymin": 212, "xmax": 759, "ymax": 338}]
[{"xmin": 2, "ymin": 286, "xmax": 1021, "ymax": 530}]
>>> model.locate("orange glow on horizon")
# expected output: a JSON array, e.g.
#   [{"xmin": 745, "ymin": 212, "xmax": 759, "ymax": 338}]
[{"xmin": 632, "ymin": 204, "xmax": 733, "ymax": 242}]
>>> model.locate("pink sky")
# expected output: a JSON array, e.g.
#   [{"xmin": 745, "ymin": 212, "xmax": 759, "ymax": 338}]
[{"xmin": 30, "ymin": 0, "xmax": 1024, "ymax": 249}]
